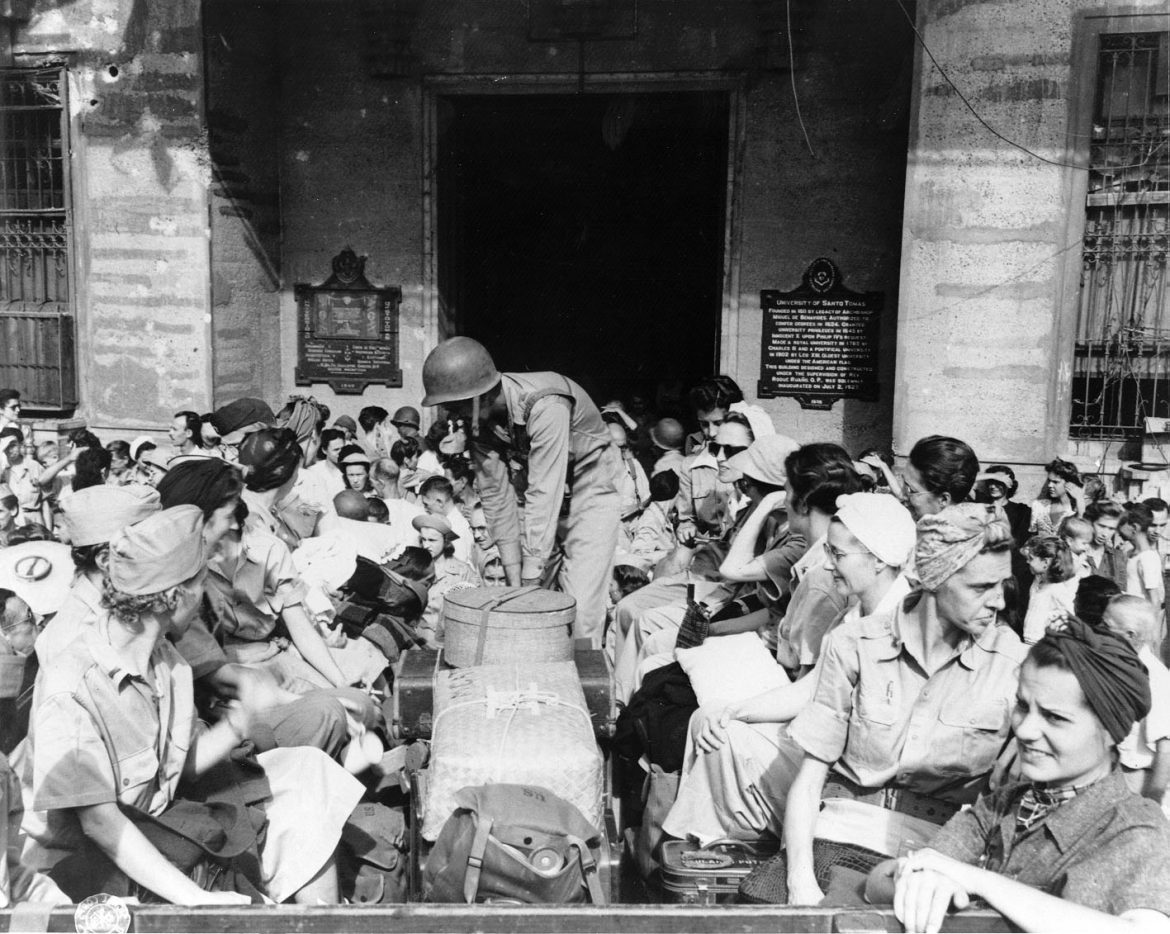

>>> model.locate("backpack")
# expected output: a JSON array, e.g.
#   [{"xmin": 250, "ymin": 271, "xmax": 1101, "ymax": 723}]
[{"xmin": 424, "ymin": 784, "xmax": 605, "ymax": 904}]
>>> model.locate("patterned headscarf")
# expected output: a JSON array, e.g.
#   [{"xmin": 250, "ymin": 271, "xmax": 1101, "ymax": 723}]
[
  {"xmin": 915, "ymin": 502, "xmax": 1007, "ymax": 591},
  {"xmin": 1036, "ymin": 616, "xmax": 1151, "ymax": 744}
]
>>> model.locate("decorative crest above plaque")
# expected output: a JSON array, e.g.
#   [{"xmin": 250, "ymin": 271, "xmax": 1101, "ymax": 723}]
[
  {"xmin": 757, "ymin": 258, "xmax": 882, "ymax": 411},
  {"xmin": 294, "ymin": 247, "xmax": 403, "ymax": 395}
]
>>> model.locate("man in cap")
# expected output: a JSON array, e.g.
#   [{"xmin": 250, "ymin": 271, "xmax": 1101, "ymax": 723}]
[
  {"xmin": 421, "ymin": 336, "xmax": 620, "ymax": 644},
  {"xmin": 339, "ymin": 445, "xmax": 373, "ymax": 494},
  {"xmin": 209, "ymin": 397, "xmax": 276, "ymax": 460}
]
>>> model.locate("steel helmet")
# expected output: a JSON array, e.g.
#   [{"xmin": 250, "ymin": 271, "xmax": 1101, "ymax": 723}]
[
  {"xmin": 390, "ymin": 406, "xmax": 421, "ymax": 428},
  {"xmin": 421, "ymin": 337, "xmax": 501, "ymax": 406}
]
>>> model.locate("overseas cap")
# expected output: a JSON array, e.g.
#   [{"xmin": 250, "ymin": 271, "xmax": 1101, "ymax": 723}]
[{"xmin": 109, "ymin": 505, "xmax": 206, "ymax": 596}]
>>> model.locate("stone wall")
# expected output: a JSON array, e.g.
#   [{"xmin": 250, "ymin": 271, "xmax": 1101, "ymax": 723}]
[
  {"xmin": 12, "ymin": 0, "xmax": 212, "ymax": 432},
  {"xmin": 204, "ymin": 0, "xmax": 283, "ymax": 408},
  {"xmin": 895, "ymin": 0, "xmax": 1167, "ymax": 495}
]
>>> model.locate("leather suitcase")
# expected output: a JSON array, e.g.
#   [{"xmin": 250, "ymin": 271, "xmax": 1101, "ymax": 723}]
[
  {"xmin": 389, "ymin": 644, "xmax": 614, "ymax": 741},
  {"xmin": 659, "ymin": 838, "xmax": 781, "ymax": 905}
]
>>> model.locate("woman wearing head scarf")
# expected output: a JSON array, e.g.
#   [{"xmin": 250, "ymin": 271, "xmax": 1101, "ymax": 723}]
[
  {"xmin": 237, "ymin": 427, "xmax": 321, "ymax": 548},
  {"xmin": 868, "ymin": 618, "xmax": 1170, "ymax": 933},
  {"xmin": 24, "ymin": 507, "xmax": 363, "ymax": 905},
  {"xmin": 663, "ymin": 492, "xmax": 919, "ymax": 847},
  {"xmin": 741, "ymin": 503, "xmax": 1027, "ymax": 906},
  {"xmin": 159, "ymin": 458, "xmax": 349, "ymax": 693}
]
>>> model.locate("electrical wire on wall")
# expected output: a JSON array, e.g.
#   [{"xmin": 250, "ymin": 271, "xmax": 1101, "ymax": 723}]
[
  {"xmin": 891, "ymin": 0, "xmax": 1157, "ymax": 173},
  {"xmin": 787, "ymin": 0, "xmax": 816, "ymax": 158}
]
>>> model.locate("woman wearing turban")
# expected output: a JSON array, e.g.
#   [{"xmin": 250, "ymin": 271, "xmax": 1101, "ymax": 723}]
[
  {"xmin": 869, "ymin": 618, "xmax": 1170, "ymax": 932},
  {"xmin": 742, "ymin": 503, "xmax": 1027, "ymax": 905}
]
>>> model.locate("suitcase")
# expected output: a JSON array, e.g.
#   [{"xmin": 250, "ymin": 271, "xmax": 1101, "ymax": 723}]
[
  {"xmin": 420, "ymin": 661, "xmax": 603, "ymax": 841},
  {"xmin": 389, "ymin": 644, "xmax": 614, "ymax": 741},
  {"xmin": 659, "ymin": 838, "xmax": 781, "ymax": 905}
]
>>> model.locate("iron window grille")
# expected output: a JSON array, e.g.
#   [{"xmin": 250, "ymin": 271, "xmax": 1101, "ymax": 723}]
[
  {"xmin": 1071, "ymin": 31, "xmax": 1169, "ymax": 439},
  {"xmin": 0, "ymin": 66, "xmax": 76, "ymax": 412}
]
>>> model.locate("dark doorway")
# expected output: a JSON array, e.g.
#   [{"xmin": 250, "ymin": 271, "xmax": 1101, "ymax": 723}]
[{"xmin": 437, "ymin": 91, "xmax": 729, "ymax": 407}]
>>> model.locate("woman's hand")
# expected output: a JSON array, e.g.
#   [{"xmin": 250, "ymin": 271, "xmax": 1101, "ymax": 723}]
[
  {"xmin": 695, "ymin": 705, "xmax": 739, "ymax": 753},
  {"xmin": 786, "ymin": 871, "xmax": 825, "ymax": 906},
  {"xmin": 317, "ymin": 621, "xmax": 347, "ymax": 648},
  {"xmin": 893, "ymin": 850, "xmax": 972, "ymax": 934}
]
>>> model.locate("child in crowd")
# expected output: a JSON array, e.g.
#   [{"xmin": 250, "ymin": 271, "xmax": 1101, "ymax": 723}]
[
  {"xmin": 1020, "ymin": 535, "xmax": 1078, "ymax": 644},
  {"xmin": 1057, "ymin": 514, "xmax": 1094, "ymax": 578},
  {"xmin": 1102, "ymin": 594, "xmax": 1170, "ymax": 816},
  {"xmin": 1120, "ymin": 502, "xmax": 1166, "ymax": 613}
]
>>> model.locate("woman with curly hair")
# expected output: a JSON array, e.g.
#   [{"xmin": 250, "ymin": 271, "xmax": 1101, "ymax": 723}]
[
  {"xmin": 25, "ymin": 506, "xmax": 363, "ymax": 905},
  {"xmin": 1029, "ymin": 458, "xmax": 1082, "ymax": 537}
]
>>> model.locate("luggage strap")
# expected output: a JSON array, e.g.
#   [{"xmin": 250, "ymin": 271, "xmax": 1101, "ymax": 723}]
[{"xmin": 473, "ymin": 586, "xmax": 542, "ymax": 666}]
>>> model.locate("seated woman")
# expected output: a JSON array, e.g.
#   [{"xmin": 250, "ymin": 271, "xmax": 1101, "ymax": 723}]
[
  {"xmin": 868, "ymin": 618, "xmax": 1170, "ymax": 934},
  {"xmin": 663, "ymin": 491, "xmax": 917, "ymax": 846},
  {"xmin": 158, "ymin": 458, "xmax": 349, "ymax": 694},
  {"xmin": 413, "ymin": 513, "xmax": 480, "ymax": 647},
  {"xmin": 741, "ymin": 503, "xmax": 1027, "ymax": 905},
  {"xmin": 25, "ymin": 506, "xmax": 364, "ymax": 904}
]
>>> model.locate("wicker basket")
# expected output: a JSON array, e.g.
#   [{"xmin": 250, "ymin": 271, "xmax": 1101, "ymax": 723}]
[{"xmin": 442, "ymin": 586, "xmax": 575, "ymax": 668}]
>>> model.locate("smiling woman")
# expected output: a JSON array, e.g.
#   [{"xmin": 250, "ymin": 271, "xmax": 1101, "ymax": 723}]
[{"xmin": 867, "ymin": 618, "xmax": 1170, "ymax": 934}]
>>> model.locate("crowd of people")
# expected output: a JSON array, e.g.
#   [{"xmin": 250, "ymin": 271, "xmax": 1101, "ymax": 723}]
[{"xmin": 0, "ymin": 346, "xmax": 1169, "ymax": 930}]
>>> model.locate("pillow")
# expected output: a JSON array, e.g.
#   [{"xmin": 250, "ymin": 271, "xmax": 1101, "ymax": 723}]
[{"xmin": 675, "ymin": 631, "xmax": 788, "ymax": 709}]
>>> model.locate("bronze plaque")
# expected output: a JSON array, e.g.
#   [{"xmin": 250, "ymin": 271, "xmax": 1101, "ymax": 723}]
[
  {"xmin": 295, "ymin": 286, "xmax": 402, "ymax": 394},
  {"xmin": 757, "ymin": 258, "xmax": 882, "ymax": 410}
]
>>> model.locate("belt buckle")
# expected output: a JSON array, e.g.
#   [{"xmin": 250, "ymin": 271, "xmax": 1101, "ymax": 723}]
[{"xmin": 881, "ymin": 786, "xmax": 900, "ymax": 812}]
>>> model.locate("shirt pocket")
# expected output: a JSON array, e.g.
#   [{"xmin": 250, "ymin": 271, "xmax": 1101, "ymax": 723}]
[
  {"xmin": 937, "ymin": 698, "xmax": 1008, "ymax": 774},
  {"xmin": 847, "ymin": 686, "xmax": 899, "ymax": 773},
  {"xmin": 690, "ymin": 469, "xmax": 716, "ymax": 503},
  {"xmin": 114, "ymin": 743, "xmax": 162, "ymax": 810}
]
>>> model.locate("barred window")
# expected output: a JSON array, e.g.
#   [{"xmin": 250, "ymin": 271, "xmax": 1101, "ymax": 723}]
[
  {"xmin": 0, "ymin": 67, "xmax": 76, "ymax": 411},
  {"xmin": 1071, "ymin": 31, "xmax": 1169, "ymax": 438}
]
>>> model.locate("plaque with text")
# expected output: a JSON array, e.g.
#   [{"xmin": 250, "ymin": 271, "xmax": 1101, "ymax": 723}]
[
  {"xmin": 757, "ymin": 258, "xmax": 882, "ymax": 410},
  {"xmin": 295, "ymin": 284, "xmax": 402, "ymax": 395}
]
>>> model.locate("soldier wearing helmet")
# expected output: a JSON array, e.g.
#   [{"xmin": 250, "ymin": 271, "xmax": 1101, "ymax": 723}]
[{"xmin": 421, "ymin": 337, "xmax": 621, "ymax": 645}]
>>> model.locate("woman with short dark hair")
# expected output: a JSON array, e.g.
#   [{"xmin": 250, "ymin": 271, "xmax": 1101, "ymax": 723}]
[{"xmin": 1029, "ymin": 458, "xmax": 1082, "ymax": 537}]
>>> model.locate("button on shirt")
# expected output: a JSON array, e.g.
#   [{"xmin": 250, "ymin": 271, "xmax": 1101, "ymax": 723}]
[
  {"xmin": 27, "ymin": 628, "xmax": 194, "ymax": 870},
  {"xmin": 787, "ymin": 600, "xmax": 1026, "ymax": 805},
  {"xmin": 929, "ymin": 770, "xmax": 1170, "ymax": 916}
]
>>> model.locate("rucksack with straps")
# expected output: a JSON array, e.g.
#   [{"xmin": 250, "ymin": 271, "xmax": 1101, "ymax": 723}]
[{"xmin": 424, "ymin": 783, "xmax": 605, "ymax": 905}]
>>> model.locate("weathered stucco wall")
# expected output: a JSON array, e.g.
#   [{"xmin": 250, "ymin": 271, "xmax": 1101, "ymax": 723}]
[
  {"xmin": 895, "ymin": 0, "xmax": 1167, "ymax": 490},
  {"xmin": 13, "ymin": 0, "xmax": 212, "ymax": 431},
  {"xmin": 204, "ymin": 0, "xmax": 283, "ymax": 408},
  {"xmin": 272, "ymin": 0, "xmax": 912, "ymax": 447}
]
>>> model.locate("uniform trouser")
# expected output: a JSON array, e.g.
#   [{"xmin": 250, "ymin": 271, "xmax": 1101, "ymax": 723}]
[{"xmin": 556, "ymin": 444, "xmax": 622, "ymax": 646}]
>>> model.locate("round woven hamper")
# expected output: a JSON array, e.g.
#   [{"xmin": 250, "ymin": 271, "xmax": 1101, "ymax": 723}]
[{"xmin": 442, "ymin": 586, "xmax": 576, "ymax": 668}]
